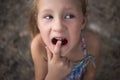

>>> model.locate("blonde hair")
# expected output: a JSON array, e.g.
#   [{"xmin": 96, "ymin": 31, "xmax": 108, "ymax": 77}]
[{"xmin": 28, "ymin": 0, "xmax": 88, "ymax": 38}]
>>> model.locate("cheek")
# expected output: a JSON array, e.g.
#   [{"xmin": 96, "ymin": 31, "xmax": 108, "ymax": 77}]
[
  {"xmin": 37, "ymin": 22, "xmax": 49, "ymax": 41},
  {"xmin": 69, "ymin": 19, "xmax": 84, "ymax": 29},
  {"xmin": 40, "ymin": 31, "xmax": 50, "ymax": 47},
  {"xmin": 37, "ymin": 20, "xmax": 48, "ymax": 33},
  {"xmin": 70, "ymin": 29, "xmax": 81, "ymax": 39},
  {"xmin": 37, "ymin": 16, "xmax": 46, "ymax": 31},
  {"xmin": 70, "ymin": 24, "xmax": 82, "ymax": 34},
  {"xmin": 69, "ymin": 24, "xmax": 82, "ymax": 41}
]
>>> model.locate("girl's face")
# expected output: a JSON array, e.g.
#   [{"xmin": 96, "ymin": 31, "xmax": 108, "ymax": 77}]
[{"xmin": 37, "ymin": 0, "xmax": 86, "ymax": 56}]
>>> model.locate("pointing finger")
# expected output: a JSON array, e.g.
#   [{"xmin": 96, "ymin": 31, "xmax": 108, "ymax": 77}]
[{"xmin": 53, "ymin": 41, "xmax": 62, "ymax": 59}]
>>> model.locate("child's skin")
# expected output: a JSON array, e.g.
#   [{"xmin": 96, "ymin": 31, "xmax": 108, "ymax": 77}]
[{"xmin": 30, "ymin": 0, "xmax": 100, "ymax": 80}]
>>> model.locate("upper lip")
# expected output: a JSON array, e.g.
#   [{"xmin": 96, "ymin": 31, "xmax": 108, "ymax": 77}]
[{"xmin": 51, "ymin": 36, "xmax": 67, "ymax": 40}]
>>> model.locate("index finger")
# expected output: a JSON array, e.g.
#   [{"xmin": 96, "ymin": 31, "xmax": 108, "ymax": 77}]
[{"xmin": 53, "ymin": 41, "xmax": 62, "ymax": 59}]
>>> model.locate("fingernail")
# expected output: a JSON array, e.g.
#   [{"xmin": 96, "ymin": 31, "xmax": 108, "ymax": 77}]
[{"xmin": 45, "ymin": 46, "xmax": 48, "ymax": 50}]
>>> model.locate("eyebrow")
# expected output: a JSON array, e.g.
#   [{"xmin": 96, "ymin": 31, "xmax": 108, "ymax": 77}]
[
  {"xmin": 40, "ymin": 7, "xmax": 78, "ymax": 14},
  {"xmin": 40, "ymin": 9, "xmax": 53, "ymax": 13},
  {"xmin": 64, "ymin": 7, "xmax": 79, "ymax": 12}
]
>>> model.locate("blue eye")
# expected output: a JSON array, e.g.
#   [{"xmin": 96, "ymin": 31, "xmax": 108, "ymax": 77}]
[
  {"xmin": 65, "ymin": 14, "xmax": 75, "ymax": 19},
  {"xmin": 44, "ymin": 15, "xmax": 53, "ymax": 19}
]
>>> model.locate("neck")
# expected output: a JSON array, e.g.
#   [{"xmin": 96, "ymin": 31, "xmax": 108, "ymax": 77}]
[{"xmin": 66, "ymin": 41, "xmax": 84, "ymax": 62}]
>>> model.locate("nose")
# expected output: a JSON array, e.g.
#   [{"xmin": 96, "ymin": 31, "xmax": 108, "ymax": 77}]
[{"xmin": 52, "ymin": 18, "xmax": 66, "ymax": 32}]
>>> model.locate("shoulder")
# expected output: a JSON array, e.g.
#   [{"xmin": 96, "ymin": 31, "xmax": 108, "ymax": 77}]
[
  {"xmin": 31, "ymin": 34, "xmax": 44, "ymax": 49},
  {"xmin": 82, "ymin": 30, "xmax": 101, "ymax": 78},
  {"xmin": 31, "ymin": 34, "xmax": 41, "ymax": 49},
  {"xmin": 83, "ymin": 29, "xmax": 101, "ymax": 56},
  {"xmin": 31, "ymin": 34, "xmax": 47, "ymax": 61},
  {"xmin": 31, "ymin": 34, "xmax": 42, "ymax": 59},
  {"xmin": 83, "ymin": 30, "xmax": 101, "ymax": 72},
  {"xmin": 31, "ymin": 34, "xmax": 48, "ymax": 80}
]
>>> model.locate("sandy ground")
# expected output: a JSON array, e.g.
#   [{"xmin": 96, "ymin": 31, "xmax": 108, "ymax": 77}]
[{"xmin": 0, "ymin": 0, "xmax": 120, "ymax": 80}]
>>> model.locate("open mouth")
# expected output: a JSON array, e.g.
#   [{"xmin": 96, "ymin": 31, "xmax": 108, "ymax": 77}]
[{"xmin": 51, "ymin": 38, "xmax": 68, "ymax": 46}]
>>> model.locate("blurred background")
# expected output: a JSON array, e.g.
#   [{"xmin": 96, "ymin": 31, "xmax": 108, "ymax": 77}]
[{"xmin": 0, "ymin": 0, "xmax": 120, "ymax": 80}]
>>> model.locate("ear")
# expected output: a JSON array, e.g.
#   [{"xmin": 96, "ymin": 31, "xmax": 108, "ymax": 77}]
[{"xmin": 81, "ymin": 16, "xmax": 87, "ymax": 30}]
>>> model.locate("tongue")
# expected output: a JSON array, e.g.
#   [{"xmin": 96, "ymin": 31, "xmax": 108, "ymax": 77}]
[{"xmin": 52, "ymin": 38, "xmax": 68, "ymax": 46}]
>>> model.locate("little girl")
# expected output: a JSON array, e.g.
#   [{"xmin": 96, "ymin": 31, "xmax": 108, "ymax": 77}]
[{"xmin": 29, "ymin": 0, "xmax": 100, "ymax": 80}]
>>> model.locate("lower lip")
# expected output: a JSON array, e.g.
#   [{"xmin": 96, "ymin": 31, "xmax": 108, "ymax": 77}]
[{"xmin": 52, "ymin": 41, "xmax": 68, "ymax": 46}]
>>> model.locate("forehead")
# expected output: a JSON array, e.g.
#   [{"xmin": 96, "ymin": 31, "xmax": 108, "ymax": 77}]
[
  {"xmin": 38, "ymin": 0, "xmax": 81, "ymax": 4},
  {"xmin": 37, "ymin": 0, "xmax": 81, "ymax": 10}
]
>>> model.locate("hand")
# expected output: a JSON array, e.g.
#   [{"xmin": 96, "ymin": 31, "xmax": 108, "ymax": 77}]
[{"xmin": 45, "ymin": 41, "xmax": 73, "ymax": 80}]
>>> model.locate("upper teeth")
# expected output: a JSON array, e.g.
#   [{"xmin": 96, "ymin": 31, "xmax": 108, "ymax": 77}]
[{"xmin": 56, "ymin": 38, "xmax": 62, "ymax": 41}]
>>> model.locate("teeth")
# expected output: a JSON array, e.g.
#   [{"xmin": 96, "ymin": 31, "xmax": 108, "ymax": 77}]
[{"xmin": 56, "ymin": 38, "xmax": 62, "ymax": 41}]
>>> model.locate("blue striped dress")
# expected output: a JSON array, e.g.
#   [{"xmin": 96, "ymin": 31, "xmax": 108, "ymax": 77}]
[{"xmin": 65, "ymin": 37, "xmax": 96, "ymax": 80}]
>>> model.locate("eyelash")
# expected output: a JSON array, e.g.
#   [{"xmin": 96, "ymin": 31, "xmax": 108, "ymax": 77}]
[
  {"xmin": 65, "ymin": 14, "xmax": 75, "ymax": 19},
  {"xmin": 44, "ymin": 14, "xmax": 75, "ymax": 19},
  {"xmin": 44, "ymin": 15, "xmax": 53, "ymax": 19}
]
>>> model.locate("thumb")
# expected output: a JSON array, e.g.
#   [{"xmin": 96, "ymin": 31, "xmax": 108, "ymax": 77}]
[{"xmin": 45, "ymin": 47, "xmax": 52, "ymax": 62}]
